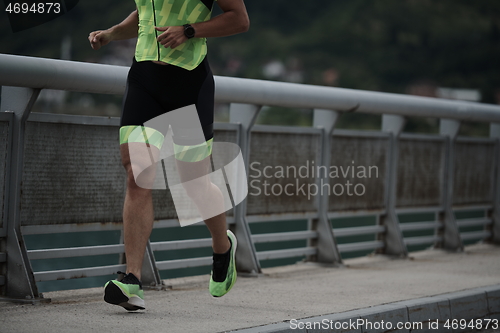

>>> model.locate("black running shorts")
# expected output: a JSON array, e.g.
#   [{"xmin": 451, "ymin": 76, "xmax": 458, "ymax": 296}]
[{"xmin": 120, "ymin": 57, "xmax": 215, "ymax": 161}]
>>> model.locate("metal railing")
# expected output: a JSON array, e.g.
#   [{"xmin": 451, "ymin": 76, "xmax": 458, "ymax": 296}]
[{"xmin": 0, "ymin": 53, "xmax": 499, "ymax": 301}]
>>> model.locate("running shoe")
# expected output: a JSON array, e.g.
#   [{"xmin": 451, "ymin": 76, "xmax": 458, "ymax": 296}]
[
  {"xmin": 209, "ymin": 230, "xmax": 237, "ymax": 297},
  {"xmin": 104, "ymin": 271, "xmax": 145, "ymax": 311}
]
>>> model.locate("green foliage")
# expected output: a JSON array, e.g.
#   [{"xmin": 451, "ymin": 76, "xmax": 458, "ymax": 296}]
[
  {"xmin": 1, "ymin": 0, "xmax": 498, "ymax": 133},
  {"xmin": 0, "ymin": 0, "xmax": 134, "ymax": 60}
]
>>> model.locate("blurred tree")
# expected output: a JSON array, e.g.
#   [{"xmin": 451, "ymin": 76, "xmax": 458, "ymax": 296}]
[{"xmin": 1, "ymin": 0, "xmax": 498, "ymax": 131}]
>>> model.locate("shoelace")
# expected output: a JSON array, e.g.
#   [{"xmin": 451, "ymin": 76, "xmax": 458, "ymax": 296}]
[{"xmin": 116, "ymin": 271, "xmax": 142, "ymax": 288}]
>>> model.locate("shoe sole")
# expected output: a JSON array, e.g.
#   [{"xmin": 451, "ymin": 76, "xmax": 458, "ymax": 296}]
[
  {"xmin": 212, "ymin": 230, "xmax": 238, "ymax": 297},
  {"xmin": 104, "ymin": 281, "xmax": 145, "ymax": 311}
]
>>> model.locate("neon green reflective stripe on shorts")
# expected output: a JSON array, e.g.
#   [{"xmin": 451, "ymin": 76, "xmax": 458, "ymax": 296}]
[
  {"xmin": 120, "ymin": 125, "xmax": 165, "ymax": 150},
  {"xmin": 174, "ymin": 138, "xmax": 213, "ymax": 162},
  {"xmin": 120, "ymin": 126, "xmax": 212, "ymax": 162}
]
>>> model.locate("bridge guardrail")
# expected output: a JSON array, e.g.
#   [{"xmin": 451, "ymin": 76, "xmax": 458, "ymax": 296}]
[{"xmin": 0, "ymin": 53, "xmax": 499, "ymax": 301}]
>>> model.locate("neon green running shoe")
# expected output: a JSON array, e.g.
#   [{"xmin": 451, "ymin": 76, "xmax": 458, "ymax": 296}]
[
  {"xmin": 104, "ymin": 271, "xmax": 145, "ymax": 311},
  {"xmin": 209, "ymin": 230, "xmax": 237, "ymax": 297}
]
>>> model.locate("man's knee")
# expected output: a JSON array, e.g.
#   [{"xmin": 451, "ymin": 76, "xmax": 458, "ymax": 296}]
[{"xmin": 121, "ymin": 143, "xmax": 159, "ymax": 190}]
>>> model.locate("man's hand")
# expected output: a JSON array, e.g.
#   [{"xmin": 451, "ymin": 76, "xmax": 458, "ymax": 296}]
[
  {"xmin": 88, "ymin": 30, "xmax": 114, "ymax": 50},
  {"xmin": 155, "ymin": 26, "xmax": 188, "ymax": 49}
]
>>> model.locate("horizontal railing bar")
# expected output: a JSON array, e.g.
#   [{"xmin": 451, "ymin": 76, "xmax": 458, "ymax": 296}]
[
  {"xmin": 21, "ymin": 223, "xmax": 124, "ymax": 235},
  {"xmin": 0, "ymin": 111, "xmax": 14, "ymax": 121},
  {"xmin": 256, "ymin": 247, "xmax": 317, "ymax": 261},
  {"xmin": 27, "ymin": 238, "xmax": 218, "ymax": 261},
  {"xmin": 150, "ymin": 238, "xmax": 213, "ymax": 251},
  {"xmin": 337, "ymin": 241, "xmax": 384, "ymax": 253},
  {"xmin": 399, "ymin": 221, "xmax": 443, "ymax": 232},
  {"xmin": 17, "ymin": 214, "xmax": 491, "ymax": 236},
  {"xmin": 28, "ymin": 112, "xmax": 120, "ymax": 126},
  {"xmin": 327, "ymin": 210, "xmax": 386, "ymax": 219},
  {"xmin": 399, "ymin": 133, "xmax": 447, "ymax": 142},
  {"xmin": 26, "ymin": 113, "xmax": 240, "ymax": 132},
  {"xmin": 455, "ymin": 137, "xmax": 496, "ymax": 144},
  {"xmin": 153, "ymin": 218, "xmax": 238, "ymax": 228},
  {"xmin": 0, "ymin": 252, "xmax": 6, "ymax": 263},
  {"xmin": 452, "ymin": 205, "xmax": 493, "ymax": 212},
  {"xmin": 216, "ymin": 79, "xmax": 500, "ymax": 123},
  {"xmin": 21, "ymin": 217, "xmax": 235, "ymax": 235},
  {"xmin": 332, "ymin": 129, "xmax": 390, "ymax": 139},
  {"xmin": 404, "ymin": 236, "xmax": 442, "ymax": 246},
  {"xmin": 156, "ymin": 257, "xmax": 212, "ymax": 270},
  {"xmin": 246, "ymin": 213, "xmax": 318, "ymax": 224},
  {"xmin": 0, "ymin": 54, "xmax": 128, "ymax": 94},
  {"xmin": 456, "ymin": 218, "xmax": 492, "ymax": 228},
  {"xmin": 251, "ymin": 231, "xmax": 317, "ymax": 243},
  {"xmin": 2, "ymin": 54, "xmax": 500, "ymax": 122},
  {"xmin": 333, "ymin": 225, "xmax": 386, "ymax": 237},
  {"xmin": 34, "ymin": 264, "xmax": 125, "ymax": 282},
  {"xmin": 153, "ymin": 218, "xmax": 236, "ymax": 229},
  {"xmin": 27, "ymin": 244, "xmax": 124, "ymax": 260},
  {"xmin": 153, "ymin": 219, "xmax": 190, "ymax": 229},
  {"xmin": 395, "ymin": 206, "xmax": 443, "ymax": 214},
  {"xmin": 252, "ymin": 124, "xmax": 322, "ymax": 135},
  {"xmin": 460, "ymin": 231, "xmax": 492, "ymax": 241},
  {"xmin": 214, "ymin": 122, "xmax": 240, "ymax": 131}
]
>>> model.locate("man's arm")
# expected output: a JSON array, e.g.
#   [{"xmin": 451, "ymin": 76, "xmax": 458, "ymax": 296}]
[
  {"xmin": 89, "ymin": 10, "xmax": 139, "ymax": 50},
  {"xmin": 191, "ymin": 0, "xmax": 250, "ymax": 38},
  {"xmin": 155, "ymin": 0, "xmax": 249, "ymax": 49}
]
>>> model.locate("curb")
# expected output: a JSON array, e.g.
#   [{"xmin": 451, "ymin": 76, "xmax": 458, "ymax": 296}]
[{"xmin": 229, "ymin": 284, "xmax": 500, "ymax": 333}]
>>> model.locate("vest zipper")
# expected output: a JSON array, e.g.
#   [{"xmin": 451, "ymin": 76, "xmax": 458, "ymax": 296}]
[{"xmin": 151, "ymin": 0, "xmax": 161, "ymax": 61}]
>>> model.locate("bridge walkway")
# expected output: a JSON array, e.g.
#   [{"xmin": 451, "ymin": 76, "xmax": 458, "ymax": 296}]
[{"xmin": 1, "ymin": 243, "xmax": 499, "ymax": 333}]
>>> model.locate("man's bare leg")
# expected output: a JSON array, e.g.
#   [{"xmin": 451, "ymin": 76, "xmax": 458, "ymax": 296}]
[
  {"xmin": 176, "ymin": 157, "xmax": 230, "ymax": 254},
  {"xmin": 103, "ymin": 143, "xmax": 155, "ymax": 311},
  {"xmin": 122, "ymin": 185, "xmax": 154, "ymax": 281},
  {"xmin": 175, "ymin": 155, "xmax": 236, "ymax": 296},
  {"xmin": 121, "ymin": 143, "xmax": 157, "ymax": 280},
  {"xmin": 204, "ymin": 204, "xmax": 230, "ymax": 254},
  {"xmin": 120, "ymin": 144, "xmax": 230, "ymax": 280}
]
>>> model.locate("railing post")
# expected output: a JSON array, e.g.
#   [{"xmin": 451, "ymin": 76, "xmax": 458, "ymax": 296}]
[
  {"xmin": 139, "ymin": 242, "xmax": 162, "ymax": 287},
  {"xmin": 311, "ymin": 109, "xmax": 342, "ymax": 265},
  {"xmin": 380, "ymin": 115, "xmax": 407, "ymax": 256},
  {"xmin": 0, "ymin": 104, "xmax": 13, "ymax": 297},
  {"xmin": 1, "ymin": 86, "xmax": 44, "ymax": 301},
  {"xmin": 119, "ymin": 229, "xmax": 161, "ymax": 288},
  {"xmin": 490, "ymin": 123, "xmax": 500, "ymax": 244},
  {"xmin": 439, "ymin": 119, "xmax": 463, "ymax": 251},
  {"xmin": 229, "ymin": 103, "xmax": 261, "ymax": 275}
]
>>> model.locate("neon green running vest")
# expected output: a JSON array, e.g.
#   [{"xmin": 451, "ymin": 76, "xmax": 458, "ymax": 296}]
[{"xmin": 134, "ymin": 0, "xmax": 215, "ymax": 70}]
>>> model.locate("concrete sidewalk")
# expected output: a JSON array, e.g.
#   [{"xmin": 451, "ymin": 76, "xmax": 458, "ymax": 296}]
[{"xmin": 1, "ymin": 243, "xmax": 499, "ymax": 333}]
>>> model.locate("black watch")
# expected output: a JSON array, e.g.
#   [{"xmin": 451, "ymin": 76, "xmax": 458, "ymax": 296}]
[{"xmin": 183, "ymin": 24, "xmax": 195, "ymax": 39}]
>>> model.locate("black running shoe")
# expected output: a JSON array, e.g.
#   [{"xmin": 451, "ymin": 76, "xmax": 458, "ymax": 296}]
[
  {"xmin": 209, "ymin": 230, "xmax": 237, "ymax": 297},
  {"xmin": 104, "ymin": 271, "xmax": 145, "ymax": 311}
]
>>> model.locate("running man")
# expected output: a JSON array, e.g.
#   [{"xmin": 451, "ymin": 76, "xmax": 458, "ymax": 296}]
[{"xmin": 88, "ymin": 0, "xmax": 249, "ymax": 311}]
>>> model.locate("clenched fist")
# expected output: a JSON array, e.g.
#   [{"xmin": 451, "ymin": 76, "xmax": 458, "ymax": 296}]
[
  {"xmin": 88, "ymin": 30, "xmax": 114, "ymax": 50},
  {"xmin": 155, "ymin": 26, "xmax": 188, "ymax": 49}
]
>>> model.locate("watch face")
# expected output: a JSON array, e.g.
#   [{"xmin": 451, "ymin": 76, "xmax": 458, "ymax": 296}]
[{"xmin": 185, "ymin": 26, "xmax": 195, "ymax": 38}]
